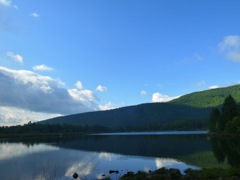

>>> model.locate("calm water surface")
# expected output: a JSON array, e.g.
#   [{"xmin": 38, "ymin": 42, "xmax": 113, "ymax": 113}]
[{"xmin": 0, "ymin": 131, "xmax": 235, "ymax": 180}]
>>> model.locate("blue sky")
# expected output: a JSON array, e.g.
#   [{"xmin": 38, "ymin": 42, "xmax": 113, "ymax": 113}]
[{"xmin": 0, "ymin": 0, "xmax": 240, "ymax": 125}]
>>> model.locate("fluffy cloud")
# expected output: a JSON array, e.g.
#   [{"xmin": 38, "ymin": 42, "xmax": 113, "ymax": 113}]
[
  {"xmin": 68, "ymin": 89, "xmax": 97, "ymax": 104},
  {"xmin": 209, "ymin": 85, "xmax": 220, "ymax": 89},
  {"xmin": 152, "ymin": 92, "xmax": 179, "ymax": 103},
  {"xmin": 0, "ymin": 107, "xmax": 60, "ymax": 126},
  {"xmin": 30, "ymin": 13, "xmax": 39, "ymax": 18},
  {"xmin": 96, "ymin": 85, "xmax": 107, "ymax": 92},
  {"xmin": 99, "ymin": 102, "xmax": 118, "ymax": 111},
  {"xmin": 218, "ymin": 35, "xmax": 240, "ymax": 50},
  {"xmin": 75, "ymin": 80, "xmax": 83, "ymax": 90},
  {"xmin": 6, "ymin": 52, "xmax": 23, "ymax": 64},
  {"xmin": 33, "ymin": 64, "xmax": 54, "ymax": 71},
  {"xmin": 0, "ymin": 66, "xmax": 99, "ymax": 115},
  {"xmin": 0, "ymin": 0, "xmax": 11, "ymax": 6},
  {"xmin": 218, "ymin": 35, "xmax": 240, "ymax": 62},
  {"xmin": 0, "ymin": 109, "xmax": 21, "ymax": 125},
  {"xmin": 140, "ymin": 90, "xmax": 147, "ymax": 96},
  {"xmin": 208, "ymin": 82, "xmax": 240, "ymax": 90},
  {"xmin": 208, "ymin": 85, "xmax": 220, "ymax": 89}
]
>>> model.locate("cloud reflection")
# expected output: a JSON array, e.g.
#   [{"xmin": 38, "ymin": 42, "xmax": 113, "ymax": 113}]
[
  {"xmin": 155, "ymin": 158, "xmax": 181, "ymax": 169},
  {"xmin": 99, "ymin": 152, "xmax": 116, "ymax": 161},
  {"xmin": 64, "ymin": 154, "xmax": 97, "ymax": 179},
  {"xmin": 0, "ymin": 143, "xmax": 59, "ymax": 160},
  {"xmin": 0, "ymin": 142, "xmax": 198, "ymax": 179}
]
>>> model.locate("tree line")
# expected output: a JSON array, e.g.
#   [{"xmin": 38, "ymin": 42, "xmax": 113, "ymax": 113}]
[
  {"xmin": 0, "ymin": 119, "xmax": 207, "ymax": 137},
  {"xmin": 209, "ymin": 95, "xmax": 240, "ymax": 134},
  {"xmin": 0, "ymin": 123, "xmax": 110, "ymax": 137}
]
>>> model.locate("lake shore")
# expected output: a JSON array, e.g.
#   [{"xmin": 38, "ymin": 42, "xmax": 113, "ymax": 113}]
[{"xmin": 119, "ymin": 167, "xmax": 240, "ymax": 180}]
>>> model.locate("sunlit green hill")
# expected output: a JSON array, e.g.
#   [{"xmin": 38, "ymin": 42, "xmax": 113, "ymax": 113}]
[
  {"xmin": 171, "ymin": 84, "xmax": 240, "ymax": 108},
  {"xmin": 40, "ymin": 84, "xmax": 240, "ymax": 130}
]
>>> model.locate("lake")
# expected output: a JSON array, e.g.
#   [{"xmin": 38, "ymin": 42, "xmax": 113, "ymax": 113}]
[{"xmin": 0, "ymin": 131, "xmax": 238, "ymax": 180}]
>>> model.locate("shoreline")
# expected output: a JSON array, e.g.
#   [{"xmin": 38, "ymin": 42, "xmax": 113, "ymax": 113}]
[{"xmin": 119, "ymin": 167, "xmax": 240, "ymax": 180}]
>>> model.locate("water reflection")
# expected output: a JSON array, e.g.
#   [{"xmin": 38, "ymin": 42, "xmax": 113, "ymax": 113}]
[
  {"xmin": 0, "ymin": 143, "xmax": 197, "ymax": 180},
  {"xmin": 0, "ymin": 142, "xmax": 59, "ymax": 160},
  {"xmin": 0, "ymin": 133, "xmax": 212, "ymax": 179},
  {"xmin": 210, "ymin": 137, "xmax": 240, "ymax": 167},
  {"xmin": 55, "ymin": 134, "xmax": 210, "ymax": 158}
]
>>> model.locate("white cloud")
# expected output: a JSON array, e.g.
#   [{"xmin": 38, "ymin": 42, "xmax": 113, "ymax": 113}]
[
  {"xmin": 0, "ymin": 66, "xmax": 99, "ymax": 116},
  {"xmin": 152, "ymin": 92, "xmax": 179, "ymax": 103},
  {"xmin": 68, "ymin": 89, "xmax": 98, "ymax": 103},
  {"xmin": 6, "ymin": 52, "xmax": 23, "ymax": 64},
  {"xmin": 218, "ymin": 35, "xmax": 240, "ymax": 62},
  {"xmin": 208, "ymin": 82, "xmax": 240, "ymax": 90},
  {"xmin": 0, "ymin": 106, "xmax": 61, "ymax": 126},
  {"xmin": 0, "ymin": 0, "xmax": 11, "ymax": 6},
  {"xmin": 218, "ymin": 35, "xmax": 240, "ymax": 50},
  {"xmin": 0, "ymin": 0, "xmax": 17, "ymax": 10},
  {"xmin": 75, "ymin": 80, "xmax": 83, "ymax": 90},
  {"xmin": 96, "ymin": 85, "xmax": 107, "ymax": 92},
  {"xmin": 33, "ymin": 64, "xmax": 54, "ymax": 71},
  {"xmin": 31, "ymin": 12, "xmax": 39, "ymax": 18},
  {"xmin": 140, "ymin": 90, "xmax": 147, "ymax": 96},
  {"xmin": 208, "ymin": 85, "xmax": 220, "ymax": 89},
  {"xmin": 99, "ymin": 102, "xmax": 118, "ymax": 111}
]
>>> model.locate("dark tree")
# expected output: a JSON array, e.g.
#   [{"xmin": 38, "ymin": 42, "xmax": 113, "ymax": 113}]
[
  {"xmin": 218, "ymin": 95, "xmax": 237, "ymax": 132},
  {"xmin": 225, "ymin": 116, "xmax": 240, "ymax": 134},
  {"xmin": 209, "ymin": 107, "xmax": 220, "ymax": 132}
]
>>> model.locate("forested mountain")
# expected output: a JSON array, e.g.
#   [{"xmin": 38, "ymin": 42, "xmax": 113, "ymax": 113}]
[
  {"xmin": 40, "ymin": 84, "xmax": 240, "ymax": 131},
  {"xmin": 171, "ymin": 84, "xmax": 240, "ymax": 108},
  {"xmin": 40, "ymin": 103, "xmax": 210, "ymax": 130}
]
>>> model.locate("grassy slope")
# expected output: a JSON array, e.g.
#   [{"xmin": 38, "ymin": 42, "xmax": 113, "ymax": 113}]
[
  {"xmin": 40, "ymin": 84, "xmax": 240, "ymax": 129},
  {"xmin": 170, "ymin": 84, "xmax": 240, "ymax": 108}
]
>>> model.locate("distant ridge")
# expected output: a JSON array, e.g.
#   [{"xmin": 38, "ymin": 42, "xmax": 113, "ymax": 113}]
[{"xmin": 40, "ymin": 84, "xmax": 240, "ymax": 130}]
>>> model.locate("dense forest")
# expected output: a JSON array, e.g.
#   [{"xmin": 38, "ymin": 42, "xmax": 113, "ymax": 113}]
[
  {"xmin": 1, "ymin": 84, "xmax": 240, "ymax": 135},
  {"xmin": 39, "ymin": 103, "xmax": 210, "ymax": 130},
  {"xmin": 40, "ymin": 84, "xmax": 240, "ymax": 131},
  {"xmin": 0, "ymin": 118, "xmax": 209, "ymax": 137},
  {"xmin": 0, "ymin": 123, "xmax": 110, "ymax": 138},
  {"xmin": 171, "ymin": 84, "xmax": 240, "ymax": 108},
  {"xmin": 209, "ymin": 95, "xmax": 240, "ymax": 134}
]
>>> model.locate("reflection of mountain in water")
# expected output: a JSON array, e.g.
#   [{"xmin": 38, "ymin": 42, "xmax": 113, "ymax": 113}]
[{"xmin": 53, "ymin": 134, "xmax": 211, "ymax": 158}]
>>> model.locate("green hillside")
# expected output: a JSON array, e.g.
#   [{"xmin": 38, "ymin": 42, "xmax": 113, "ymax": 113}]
[
  {"xmin": 40, "ymin": 84, "xmax": 240, "ymax": 131},
  {"xmin": 171, "ymin": 84, "xmax": 240, "ymax": 108},
  {"xmin": 40, "ymin": 103, "xmax": 210, "ymax": 130}
]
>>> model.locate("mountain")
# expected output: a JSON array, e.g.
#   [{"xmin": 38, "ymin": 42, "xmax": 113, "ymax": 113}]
[
  {"xmin": 40, "ymin": 103, "xmax": 210, "ymax": 130},
  {"xmin": 39, "ymin": 84, "xmax": 240, "ymax": 130},
  {"xmin": 171, "ymin": 84, "xmax": 240, "ymax": 108}
]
